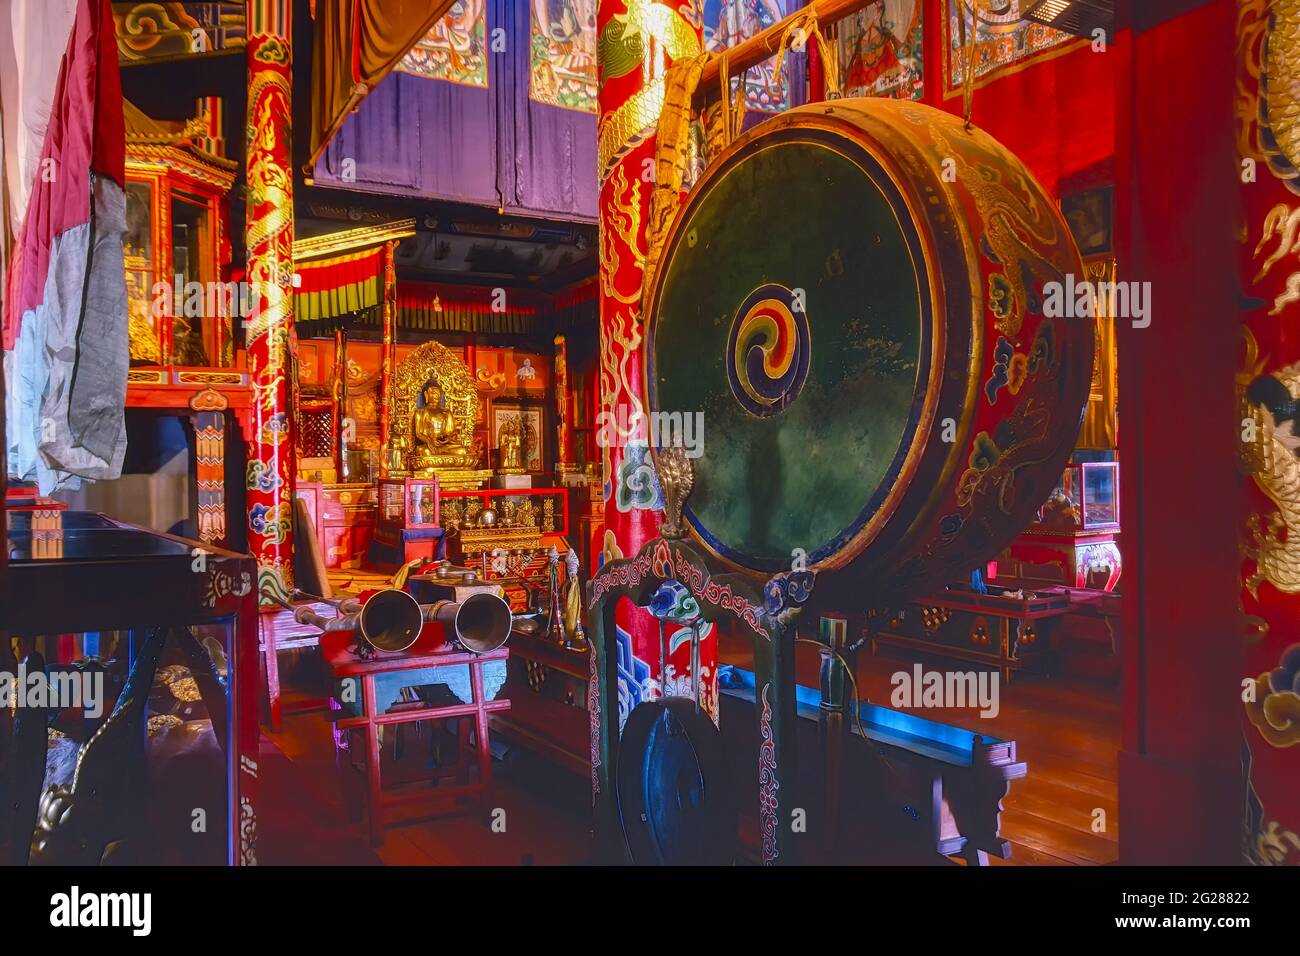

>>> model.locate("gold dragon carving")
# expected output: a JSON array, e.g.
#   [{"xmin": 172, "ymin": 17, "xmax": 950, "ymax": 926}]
[
  {"xmin": 244, "ymin": 73, "xmax": 294, "ymax": 345},
  {"xmin": 1243, "ymin": 361, "xmax": 1300, "ymax": 596},
  {"xmin": 1241, "ymin": 0, "xmax": 1300, "ymax": 596},
  {"xmin": 596, "ymin": 0, "xmax": 702, "ymax": 183}
]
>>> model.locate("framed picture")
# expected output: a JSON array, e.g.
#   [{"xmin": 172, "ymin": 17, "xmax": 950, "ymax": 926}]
[
  {"xmin": 1061, "ymin": 186, "xmax": 1114, "ymax": 257},
  {"xmin": 490, "ymin": 400, "xmax": 546, "ymax": 472}
]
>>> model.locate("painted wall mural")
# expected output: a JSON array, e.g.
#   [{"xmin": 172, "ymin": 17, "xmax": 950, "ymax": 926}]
[
  {"xmin": 1236, "ymin": 0, "xmax": 1300, "ymax": 866},
  {"xmin": 531, "ymin": 0, "xmax": 599, "ymax": 112},
  {"xmin": 838, "ymin": 0, "xmax": 924, "ymax": 101},
  {"xmin": 943, "ymin": 0, "xmax": 1078, "ymax": 96},
  {"xmin": 395, "ymin": 0, "xmax": 489, "ymax": 87},
  {"xmin": 702, "ymin": 0, "xmax": 791, "ymax": 114}
]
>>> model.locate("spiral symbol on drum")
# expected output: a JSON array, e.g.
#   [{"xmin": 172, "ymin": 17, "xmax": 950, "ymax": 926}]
[{"xmin": 726, "ymin": 285, "xmax": 811, "ymax": 417}]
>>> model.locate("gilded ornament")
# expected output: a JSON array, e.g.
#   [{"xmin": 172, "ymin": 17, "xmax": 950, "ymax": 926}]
[
  {"xmin": 388, "ymin": 341, "xmax": 490, "ymax": 488},
  {"xmin": 655, "ymin": 446, "xmax": 693, "ymax": 538}
]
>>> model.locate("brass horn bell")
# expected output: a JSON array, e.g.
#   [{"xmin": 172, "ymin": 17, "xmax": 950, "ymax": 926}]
[
  {"xmin": 277, "ymin": 588, "xmax": 425, "ymax": 653},
  {"xmin": 355, "ymin": 588, "xmax": 426, "ymax": 652},
  {"xmin": 426, "ymin": 592, "xmax": 513, "ymax": 653}
]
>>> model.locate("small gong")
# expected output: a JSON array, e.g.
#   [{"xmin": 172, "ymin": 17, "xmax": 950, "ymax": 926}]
[{"xmin": 616, "ymin": 698, "xmax": 735, "ymax": 866}]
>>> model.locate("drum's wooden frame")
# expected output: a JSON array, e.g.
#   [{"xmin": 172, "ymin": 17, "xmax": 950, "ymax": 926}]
[{"xmin": 643, "ymin": 98, "xmax": 1092, "ymax": 611}]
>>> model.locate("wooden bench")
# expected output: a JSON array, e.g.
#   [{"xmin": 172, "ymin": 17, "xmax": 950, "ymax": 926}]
[{"xmin": 718, "ymin": 665, "xmax": 1026, "ymax": 865}]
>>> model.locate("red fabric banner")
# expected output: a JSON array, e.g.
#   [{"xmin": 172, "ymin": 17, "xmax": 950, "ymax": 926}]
[{"xmin": 922, "ymin": 0, "xmax": 1114, "ymax": 198}]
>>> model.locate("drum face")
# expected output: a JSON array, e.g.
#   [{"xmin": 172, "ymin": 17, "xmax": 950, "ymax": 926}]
[
  {"xmin": 650, "ymin": 135, "xmax": 931, "ymax": 572},
  {"xmin": 645, "ymin": 98, "xmax": 1092, "ymax": 597}
]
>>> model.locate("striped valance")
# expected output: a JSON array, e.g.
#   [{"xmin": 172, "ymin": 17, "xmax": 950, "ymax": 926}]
[
  {"xmin": 293, "ymin": 247, "xmax": 383, "ymax": 329},
  {"xmin": 294, "ymin": 276, "xmax": 595, "ymax": 339},
  {"xmin": 397, "ymin": 281, "xmax": 539, "ymax": 336}
]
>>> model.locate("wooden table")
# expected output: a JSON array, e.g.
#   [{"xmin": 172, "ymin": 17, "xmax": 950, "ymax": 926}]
[
  {"xmin": 259, "ymin": 601, "xmax": 335, "ymax": 731},
  {"xmin": 2, "ymin": 511, "xmax": 258, "ymax": 865},
  {"xmin": 320, "ymin": 631, "xmax": 510, "ymax": 846},
  {"xmin": 870, "ymin": 586, "xmax": 1075, "ymax": 683},
  {"xmin": 491, "ymin": 631, "xmax": 591, "ymax": 775}
]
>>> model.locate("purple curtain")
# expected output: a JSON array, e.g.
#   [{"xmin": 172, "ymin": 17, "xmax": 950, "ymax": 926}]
[
  {"xmin": 314, "ymin": 1, "xmax": 598, "ymax": 222},
  {"xmin": 495, "ymin": 0, "xmax": 597, "ymax": 221}
]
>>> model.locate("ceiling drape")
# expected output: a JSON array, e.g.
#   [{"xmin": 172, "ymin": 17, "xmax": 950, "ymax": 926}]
[{"xmin": 309, "ymin": 0, "xmax": 457, "ymax": 167}]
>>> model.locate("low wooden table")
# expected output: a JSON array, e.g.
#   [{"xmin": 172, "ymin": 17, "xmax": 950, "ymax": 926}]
[
  {"xmin": 491, "ymin": 632, "xmax": 590, "ymax": 775},
  {"xmin": 259, "ymin": 601, "xmax": 335, "ymax": 730},
  {"xmin": 320, "ymin": 631, "xmax": 510, "ymax": 846},
  {"xmin": 870, "ymin": 585, "xmax": 1075, "ymax": 682}
]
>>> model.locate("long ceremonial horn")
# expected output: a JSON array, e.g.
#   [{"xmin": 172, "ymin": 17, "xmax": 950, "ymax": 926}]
[
  {"xmin": 265, "ymin": 588, "xmax": 426, "ymax": 653},
  {"xmin": 261, "ymin": 589, "xmax": 512, "ymax": 654}
]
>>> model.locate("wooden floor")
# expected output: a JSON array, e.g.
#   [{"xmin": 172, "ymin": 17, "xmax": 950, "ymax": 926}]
[
  {"xmin": 262, "ymin": 686, "xmax": 593, "ymax": 866},
  {"xmin": 261, "ymin": 637, "xmax": 1120, "ymax": 866},
  {"xmin": 717, "ymin": 632, "xmax": 1121, "ymax": 866}
]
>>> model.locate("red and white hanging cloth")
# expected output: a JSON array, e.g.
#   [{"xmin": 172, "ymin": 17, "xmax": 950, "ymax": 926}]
[{"xmin": 1, "ymin": 0, "xmax": 128, "ymax": 493}]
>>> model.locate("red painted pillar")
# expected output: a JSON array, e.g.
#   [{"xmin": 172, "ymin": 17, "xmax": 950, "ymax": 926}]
[
  {"xmin": 332, "ymin": 325, "xmax": 347, "ymax": 477},
  {"xmin": 1236, "ymin": 0, "xmax": 1300, "ymax": 865},
  {"xmin": 1115, "ymin": 0, "xmax": 1242, "ymax": 864},
  {"xmin": 245, "ymin": 0, "xmax": 296, "ymax": 603},
  {"xmin": 596, "ymin": 2, "xmax": 706, "ymax": 719}
]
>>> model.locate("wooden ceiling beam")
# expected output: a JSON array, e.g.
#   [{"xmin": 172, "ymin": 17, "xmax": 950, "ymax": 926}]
[{"xmin": 692, "ymin": 0, "xmax": 876, "ymax": 110}]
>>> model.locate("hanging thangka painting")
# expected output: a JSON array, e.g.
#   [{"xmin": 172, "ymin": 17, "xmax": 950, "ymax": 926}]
[
  {"xmin": 394, "ymin": 0, "xmax": 489, "ymax": 87},
  {"xmin": 838, "ymin": 1, "xmax": 924, "ymax": 101},
  {"xmin": 703, "ymin": 0, "xmax": 792, "ymax": 114},
  {"xmin": 943, "ymin": 0, "xmax": 1081, "ymax": 96},
  {"xmin": 530, "ymin": 0, "xmax": 599, "ymax": 112}
]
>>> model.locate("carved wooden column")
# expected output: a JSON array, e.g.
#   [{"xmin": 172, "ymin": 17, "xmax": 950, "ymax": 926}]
[
  {"xmin": 554, "ymin": 333, "xmax": 576, "ymax": 475},
  {"xmin": 191, "ymin": 388, "xmax": 230, "ymax": 547},
  {"xmin": 332, "ymin": 325, "xmax": 348, "ymax": 478},
  {"xmin": 379, "ymin": 239, "xmax": 397, "ymax": 471},
  {"xmin": 245, "ymin": 0, "xmax": 296, "ymax": 602}
]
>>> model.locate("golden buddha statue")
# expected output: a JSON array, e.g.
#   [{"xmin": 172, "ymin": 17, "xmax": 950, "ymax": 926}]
[
  {"xmin": 385, "ymin": 339, "xmax": 492, "ymax": 489},
  {"xmin": 410, "ymin": 383, "xmax": 472, "ymax": 475},
  {"xmin": 414, "ymin": 384, "xmax": 457, "ymax": 448}
]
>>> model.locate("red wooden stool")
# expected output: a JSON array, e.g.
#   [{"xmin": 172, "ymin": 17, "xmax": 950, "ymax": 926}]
[{"xmin": 321, "ymin": 630, "xmax": 510, "ymax": 846}]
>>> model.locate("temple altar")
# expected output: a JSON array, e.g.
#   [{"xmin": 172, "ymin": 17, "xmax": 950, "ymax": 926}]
[{"xmin": 1, "ymin": 0, "xmax": 1272, "ymax": 888}]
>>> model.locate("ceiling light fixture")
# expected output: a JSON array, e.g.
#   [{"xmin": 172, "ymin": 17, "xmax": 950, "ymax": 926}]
[{"xmin": 1022, "ymin": 0, "xmax": 1113, "ymax": 38}]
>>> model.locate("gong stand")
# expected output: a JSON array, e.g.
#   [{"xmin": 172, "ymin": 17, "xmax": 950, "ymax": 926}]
[{"xmin": 587, "ymin": 533, "xmax": 813, "ymax": 865}]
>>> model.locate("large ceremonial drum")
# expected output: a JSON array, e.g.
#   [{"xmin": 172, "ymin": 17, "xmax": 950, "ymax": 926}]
[{"xmin": 645, "ymin": 99, "xmax": 1093, "ymax": 604}]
